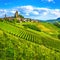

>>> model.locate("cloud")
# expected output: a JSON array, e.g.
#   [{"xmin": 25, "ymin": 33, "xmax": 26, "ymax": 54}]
[
  {"xmin": 41, "ymin": 0, "xmax": 55, "ymax": 3},
  {"xmin": 48, "ymin": 0, "xmax": 54, "ymax": 2},
  {"xmin": 32, "ymin": 11, "xmax": 39, "ymax": 15},
  {"xmin": 18, "ymin": 5, "xmax": 34, "ymax": 16},
  {"xmin": 18, "ymin": 5, "xmax": 60, "ymax": 20},
  {"xmin": 51, "ymin": 9, "xmax": 60, "ymax": 17},
  {"xmin": 0, "ymin": 9, "xmax": 16, "ymax": 17},
  {"xmin": 0, "ymin": 5, "xmax": 60, "ymax": 20},
  {"xmin": 0, "ymin": 9, "xmax": 7, "ymax": 17},
  {"xmin": 17, "ymin": 5, "xmax": 49, "ymax": 16}
]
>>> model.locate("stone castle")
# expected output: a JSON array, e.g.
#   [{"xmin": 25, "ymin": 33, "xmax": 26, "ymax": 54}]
[
  {"xmin": 4, "ymin": 11, "xmax": 24, "ymax": 21},
  {"xmin": 2, "ymin": 11, "xmax": 38, "ymax": 22}
]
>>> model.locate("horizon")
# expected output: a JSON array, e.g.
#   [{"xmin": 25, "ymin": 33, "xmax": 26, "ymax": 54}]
[{"xmin": 0, "ymin": 0, "xmax": 60, "ymax": 20}]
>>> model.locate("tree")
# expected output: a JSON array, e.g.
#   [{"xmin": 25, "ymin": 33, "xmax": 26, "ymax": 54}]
[
  {"xmin": 0, "ymin": 18, "xmax": 3, "ymax": 22},
  {"xmin": 58, "ymin": 34, "xmax": 60, "ymax": 39},
  {"xmin": 18, "ymin": 15, "xmax": 24, "ymax": 18}
]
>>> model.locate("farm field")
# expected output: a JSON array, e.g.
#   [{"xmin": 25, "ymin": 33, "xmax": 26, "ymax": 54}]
[{"xmin": 0, "ymin": 20, "xmax": 60, "ymax": 60}]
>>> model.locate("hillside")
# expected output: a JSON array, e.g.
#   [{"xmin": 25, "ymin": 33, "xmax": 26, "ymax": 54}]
[{"xmin": 0, "ymin": 20, "xmax": 60, "ymax": 60}]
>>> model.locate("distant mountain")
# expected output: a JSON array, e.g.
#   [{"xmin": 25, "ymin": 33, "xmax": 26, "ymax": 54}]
[
  {"xmin": 26, "ymin": 17, "xmax": 60, "ymax": 23},
  {"xmin": 39, "ymin": 19, "xmax": 57, "ymax": 23},
  {"xmin": 57, "ymin": 17, "xmax": 60, "ymax": 21},
  {"xmin": 46, "ymin": 19, "xmax": 56, "ymax": 23},
  {"xmin": 43, "ymin": 17, "xmax": 60, "ymax": 23}
]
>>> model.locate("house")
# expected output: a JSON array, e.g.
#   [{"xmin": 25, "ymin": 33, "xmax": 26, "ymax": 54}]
[{"xmin": 2, "ymin": 11, "xmax": 38, "ymax": 23}]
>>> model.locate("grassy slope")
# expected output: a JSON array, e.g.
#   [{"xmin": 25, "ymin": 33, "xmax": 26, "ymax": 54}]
[
  {"xmin": 0, "ymin": 29, "xmax": 60, "ymax": 60},
  {"xmin": 15, "ymin": 22, "xmax": 60, "ymax": 50},
  {"xmin": 0, "ymin": 21, "xmax": 60, "ymax": 60}
]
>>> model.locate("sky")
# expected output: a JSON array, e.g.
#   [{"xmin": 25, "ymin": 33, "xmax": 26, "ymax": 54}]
[{"xmin": 0, "ymin": 0, "xmax": 60, "ymax": 20}]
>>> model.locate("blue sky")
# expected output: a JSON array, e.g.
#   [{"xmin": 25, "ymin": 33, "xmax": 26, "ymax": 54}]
[{"xmin": 0, "ymin": 0, "xmax": 60, "ymax": 20}]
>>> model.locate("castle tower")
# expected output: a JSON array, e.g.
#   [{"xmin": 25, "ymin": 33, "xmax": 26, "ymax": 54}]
[
  {"xmin": 5, "ymin": 14, "xmax": 6, "ymax": 18},
  {"xmin": 15, "ymin": 11, "xmax": 19, "ymax": 18}
]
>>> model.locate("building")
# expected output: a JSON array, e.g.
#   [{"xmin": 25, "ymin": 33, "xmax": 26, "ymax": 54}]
[
  {"xmin": 15, "ymin": 11, "xmax": 19, "ymax": 18},
  {"xmin": 2, "ymin": 11, "xmax": 38, "ymax": 23}
]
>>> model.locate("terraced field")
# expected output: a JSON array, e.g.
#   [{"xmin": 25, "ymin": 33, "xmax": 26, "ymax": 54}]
[{"xmin": 0, "ymin": 21, "xmax": 60, "ymax": 60}]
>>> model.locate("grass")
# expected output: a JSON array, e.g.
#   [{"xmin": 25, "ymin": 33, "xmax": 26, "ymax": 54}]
[
  {"xmin": 0, "ymin": 21, "xmax": 60, "ymax": 60},
  {"xmin": 0, "ymin": 30, "xmax": 60, "ymax": 60}
]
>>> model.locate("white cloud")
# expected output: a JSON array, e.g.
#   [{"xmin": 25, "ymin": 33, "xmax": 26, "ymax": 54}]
[
  {"xmin": 0, "ymin": 9, "xmax": 7, "ymax": 17},
  {"xmin": 32, "ymin": 11, "xmax": 39, "ymax": 15},
  {"xmin": 0, "ymin": 9, "xmax": 16, "ymax": 17},
  {"xmin": 10, "ymin": 10, "xmax": 16, "ymax": 14},
  {"xmin": 25, "ymin": 13, "xmax": 29, "ymax": 16},
  {"xmin": 48, "ymin": 0, "xmax": 54, "ymax": 2},
  {"xmin": 18, "ymin": 6, "xmax": 49, "ymax": 16},
  {"xmin": 51, "ymin": 9, "xmax": 60, "ymax": 17},
  {"xmin": 17, "ymin": 5, "xmax": 60, "ymax": 20},
  {"xmin": 20, "ymin": 5, "xmax": 34, "ymax": 11},
  {"xmin": 19, "ymin": 5, "xmax": 34, "ymax": 15},
  {"xmin": 41, "ymin": 0, "xmax": 55, "ymax": 3},
  {"xmin": 0, "ymin": 5, "xmax": 60, "ymax": 20}
]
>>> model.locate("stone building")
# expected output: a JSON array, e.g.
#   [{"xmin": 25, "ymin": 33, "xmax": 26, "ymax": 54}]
[
  {"xmin": 3, "ymin": 11, "xmax": 30, "ymax": 22},
  {"xmin": 14, "ymin": 11, "xmax": 25, "ymax": 22},
  {"xmin": 14, "ymin": 11, "xmax": 19, "ymax": 17}
]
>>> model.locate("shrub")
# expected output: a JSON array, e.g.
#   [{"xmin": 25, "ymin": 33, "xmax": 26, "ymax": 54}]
[
  {"xmin": 58, "ymin": 34, "xmax": 60, "ymax": 39},
  {"xmin": 23, "ymin": 24, "xmax": 41, "ymax": 32}
]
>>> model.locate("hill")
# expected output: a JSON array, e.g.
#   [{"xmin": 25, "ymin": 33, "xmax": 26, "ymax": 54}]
[
  {"xmin": 57, "ymin": 17, "xmax": 60, "ymax": 21},
  {"xmin": 42, "ymin": 17, "xmax": 60, "ymax": 23},
  {"xmin": 0, "ymin": 20, "xmax": 60, "ymax": 60}
]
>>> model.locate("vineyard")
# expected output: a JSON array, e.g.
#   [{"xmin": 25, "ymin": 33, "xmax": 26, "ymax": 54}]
[{"xmin": 0, "ymin": 21, "xmax": 60, "ymax": 60}]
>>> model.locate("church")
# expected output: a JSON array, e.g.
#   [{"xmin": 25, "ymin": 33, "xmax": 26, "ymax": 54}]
[
  {"xmin": 4, "ymin": 11, "xmax": 24, "ymax": 22},
  {"xmin": 3, "ymin": 11, "xmax": 37, "ymax": 23}
]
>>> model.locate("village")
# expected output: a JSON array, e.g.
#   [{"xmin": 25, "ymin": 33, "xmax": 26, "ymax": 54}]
[{"xmin": 0, "ymin": 11, "xmax": 39, "ymax": 23}]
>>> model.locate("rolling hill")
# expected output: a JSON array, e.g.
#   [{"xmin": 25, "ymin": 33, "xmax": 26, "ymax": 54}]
[{"xmin": 0, "ymin": 20, "xmax": 60, "ymax": 60}]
